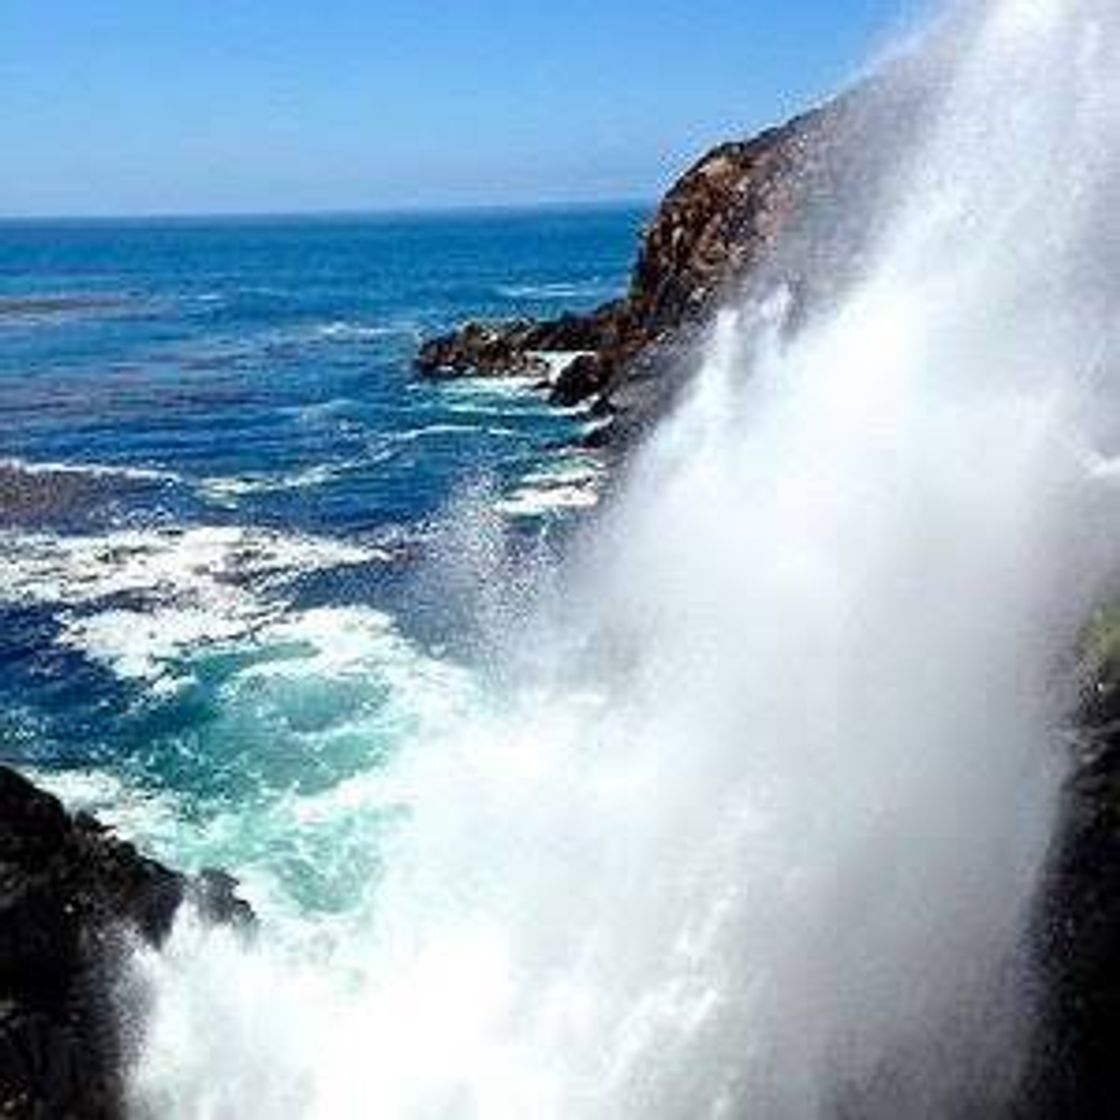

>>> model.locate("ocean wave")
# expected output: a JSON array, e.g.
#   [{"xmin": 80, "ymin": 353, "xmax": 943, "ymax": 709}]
[
  {"xmin": 25, "ymin": 601, "xmax": 480, "ymax": 926},
  {"xmin": 431, "ymin": 376, "xmax": 561, "ymax": 420},
  {"xmin": 495, "ymin": 280, "xmax": 615, "ymax": 301},
  {"xmin": 0, "ymin": 524, "xmax": 392, "ymax": 684},
  {"xmin": 313, "ymin": 320, "xmax": 420, "ymax": 343},
  {"xmin": 197, "ymin": 461, "xmax": 355, "ymax": 503},
  {"xmin": 495, "ymin": 455, "xmax": 605, "ymax": 519},
  {"xmin": 0, "ymin": 455, "xmax": 179, "ymax": 485},
  {"xmin": 283, "ymin": 398, "xmax": 358, "ymax": 424},
  {"xmin": 495, "ymin": 483, "xmax": 601, "ymax": 519},
  {"xmin": 18, "ymin": 766, "xmax": 190, "ymax": 860},
  {"xmin": 393, "ymin": 422, "xmax": 521, "ymax": 442}
]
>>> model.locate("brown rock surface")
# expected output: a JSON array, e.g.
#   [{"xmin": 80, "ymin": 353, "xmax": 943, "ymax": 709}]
[{"xmin": 415, "ymin": 73, "xmax": 929, "ymax": 444}]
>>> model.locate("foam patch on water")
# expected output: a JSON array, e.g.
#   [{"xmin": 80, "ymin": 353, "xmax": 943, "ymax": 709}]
[
  {"xmin": 0, "ymin": 524, "xmax": 391, "ymax": 685},
  {"xmin": 496, "ymin": 456, "xmax": 605, "ymax": 519},
  {"xmin": 197, "ymin": 461, "xmax": 360, "ymax": 503},
  {"xmin": 437, "ymin": 376, "xmax": 546, "ymax": 401},
  {"xmin": 530, "ymin": 350, "xmax": 596, "ymax": 384},
  {"xmin": 29, "ymin": 599, "xmax": 483, "ymax": 931},
  {"xmin": 395, "ymin": 422, "xmax": 522, "ymax": 441},
  {"xmin": 21, "ymin": 765, "xmax": 189, "ymax": 855},
  {"xmin": 0, "ymin": 455, "xmax": 179, "ymax": 485},
  {"xmin": 313, "ymin": 320, "xmax": 420, "ymax": 343},
  {"xmin": 496, "ymin": 281, "xmax": 616, "ymax": 301}
]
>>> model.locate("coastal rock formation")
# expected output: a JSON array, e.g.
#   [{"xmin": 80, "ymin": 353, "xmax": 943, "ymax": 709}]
[
  {"xmin": 415, "ymin": 74, "xmax": 929, "ymax": 445},
  {"xmin": 414, "ymin": 110, "xmax": 830, "ymax": 435},
  {"xmin": 0, "ymin": 766, "xmax": 251, "ymax": 1119},
  {"xmin": 415, "ymin": 310, "xmax": 618, "ymax": 382},
  {"xmin": 1027, "ymin": 621, "xmax": 1120, "ymax": 1117}
]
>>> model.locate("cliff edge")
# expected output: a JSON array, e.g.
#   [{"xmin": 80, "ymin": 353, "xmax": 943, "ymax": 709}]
[{"xmin": 415, "ymin": 74, "xmax": 928, "ymax": 447}]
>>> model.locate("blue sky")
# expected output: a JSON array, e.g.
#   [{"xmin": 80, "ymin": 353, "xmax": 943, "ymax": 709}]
[{"xmin": 1, "ymin": 1, "xmax": 926, "ymax": 217}]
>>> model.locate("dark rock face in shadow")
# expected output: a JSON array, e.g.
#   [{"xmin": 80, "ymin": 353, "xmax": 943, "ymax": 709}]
[
  {"xmin": 1025, "ymin": 653, "xmax": 1120, "ymax": 1119},
  {"xmin": 0, "ymin": 766, "xmax": 251, "ymax": 1119}
]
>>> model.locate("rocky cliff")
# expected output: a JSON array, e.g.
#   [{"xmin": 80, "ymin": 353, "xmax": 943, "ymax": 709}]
[
  {"xmin": 0, "ymin": 766, "xmax": 251, "ymax": 1119},
  {"xmin": 415, "ymin": 73, "xmax": 929, "ymax": 447}
]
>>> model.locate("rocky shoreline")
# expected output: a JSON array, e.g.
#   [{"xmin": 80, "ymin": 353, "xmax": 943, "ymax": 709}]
[
  {"xmin": 0, "ymin": 766, "xmax": 251, "ymax": 1118},
  {"xmin": 2, "ymin": 69, "xmax": 1119, "ymax": 1118},
  {"xmin": 415, "ymin": 72, "xmax": 931, "ymax": 449}
]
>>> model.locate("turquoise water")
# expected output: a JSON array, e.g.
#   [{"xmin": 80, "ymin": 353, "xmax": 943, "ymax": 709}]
[{"xmin": 0, "ymin": 206, "xmax": 644, "ymax": 915}]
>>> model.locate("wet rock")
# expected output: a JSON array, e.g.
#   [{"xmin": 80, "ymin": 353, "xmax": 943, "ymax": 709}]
[
  {"xmin": 415, "ymin": 320, "xmax": 548, "ymax": 378},
  {"xmin": 1023, "ymin": 617, "xmax": 1120, "ymax": 1118},
  {"xmin": 0, "ymin": 766, "xmax": 252, "ymax": 1119},
  {"xmin": 548, "ymin": 353, "xmax": 610, "ymax": 407},
  {"xmin": 415, "ymin": 307, "xmax": 622, "ymax": 381}
]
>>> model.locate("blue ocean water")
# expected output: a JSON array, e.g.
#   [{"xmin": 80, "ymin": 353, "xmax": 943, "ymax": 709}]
[{"xmin": 0, "ymin": 206, "xmax": 644, "ymax": 912}]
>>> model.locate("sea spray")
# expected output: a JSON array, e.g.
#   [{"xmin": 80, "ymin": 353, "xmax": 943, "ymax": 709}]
[{"xmin": 127, "ymin": 1, "xmax": 1120, "ymax": 1115}]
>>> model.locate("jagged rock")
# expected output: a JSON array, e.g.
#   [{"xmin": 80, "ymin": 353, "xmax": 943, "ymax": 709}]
[
  {"xmin": 0, "ymin": 766, "xmax": 252, "ymax": 1119},
  {"xmin": 414, "ymin": 71, "xmax": 930, "ymax": 444},
  {"xmin": 415, "ymin": 320, "xmax": 548, "ymax": 378},
  {"xmin": 415, "ymin": 307, "xmax": 622, "ymax": 381},
  {"xmin": 548, "ymin": 353, "xmax": 609, "ymax": 407}
]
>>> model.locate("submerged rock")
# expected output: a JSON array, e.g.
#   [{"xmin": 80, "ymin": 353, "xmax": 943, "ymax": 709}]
[{"xmin": 0, "ymin": 766, "xmax": 251, "ymax": 1119}]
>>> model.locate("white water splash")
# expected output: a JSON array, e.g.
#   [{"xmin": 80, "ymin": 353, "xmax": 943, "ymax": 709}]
[{"xmin": 126, "ymin": 2, "xmax": 1120, "ymax": 1116}]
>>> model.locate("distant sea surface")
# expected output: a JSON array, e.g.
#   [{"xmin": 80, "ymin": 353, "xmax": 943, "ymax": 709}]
[{"xmin": 0, "ymin": 206, "xmax": 644, "ymax": 910}]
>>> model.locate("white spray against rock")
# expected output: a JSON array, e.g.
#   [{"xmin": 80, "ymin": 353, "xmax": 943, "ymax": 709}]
[{"xmin": 127, "ymin": 2, "xmax": 1120, "ymax": 1115}]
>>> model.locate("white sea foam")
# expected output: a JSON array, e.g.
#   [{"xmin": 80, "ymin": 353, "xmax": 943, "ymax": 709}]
[
  {"xmin": 47, "ymin": 601, "xmax": 480, "ymax": 939},
  {"xmin": 495, "ymin": 485, "xmax": 600, "ymax": 518},
  {"xmin": 497, "ymin": 281, "xmax": 616, "ymax": 301},
  {"xmin": 0, "ymin": 524, "xmax": 390, "ymax": 685},
  {"xmin": 313, "ymin": 320, "xmax": 419, "ymax": 343},
  {"xmin": 0, "ymin": 455, "xmax": 179, "ymax": 485},
  {"xmin": 529, "ymin": 350, "xmax": 597, "ymax": 385},
  {"xmin": 22, "ymin": 766, "xmax": 190, "ymax": 857},
  {"xmin": 438, "ymin": 376, "xmax": 543, "ymax": 399},
  {"xmin": 197, "ymin": 462, "xmax": 353, "ymax": 502},
  {"xmin": 396, "ymin": 422, "xmax": 521, "ymax": 441},
  {"xmin": 496, "ymin": 456, "xmax": 605, "ymax": 519}
]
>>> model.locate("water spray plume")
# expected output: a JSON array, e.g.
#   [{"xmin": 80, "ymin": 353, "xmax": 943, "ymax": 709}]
[{"xmin": 128, "ymin": 2, "xmax": 1120, "ymax": 1115}]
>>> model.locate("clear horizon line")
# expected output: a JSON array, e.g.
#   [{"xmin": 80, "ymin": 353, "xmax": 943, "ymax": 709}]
[{"xmin": 0, "ymin": 195, "xmax": 654, "ymax": 225}]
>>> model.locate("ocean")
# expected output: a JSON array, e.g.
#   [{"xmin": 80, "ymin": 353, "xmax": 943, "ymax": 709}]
[
  {"xmin": 0, "ymin": 206, "xmax": 645, "ymax": 914},
  {"xmin": 8, "ymin": 7, "xmax": 1105, "ymax": 1101}
]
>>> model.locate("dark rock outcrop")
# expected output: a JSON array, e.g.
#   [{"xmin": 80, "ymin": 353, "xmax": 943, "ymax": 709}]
[
  {"xmin": 0, "ymin": 766, "xmax": 251, "ymax": 1119},
  {"xmin": 415, "ymin": 308, "xmax": 620, "ymax": 382},
  {"xmin": 1026, "ymin": 627, "xmax": 1120, "ymax": 1118}
]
